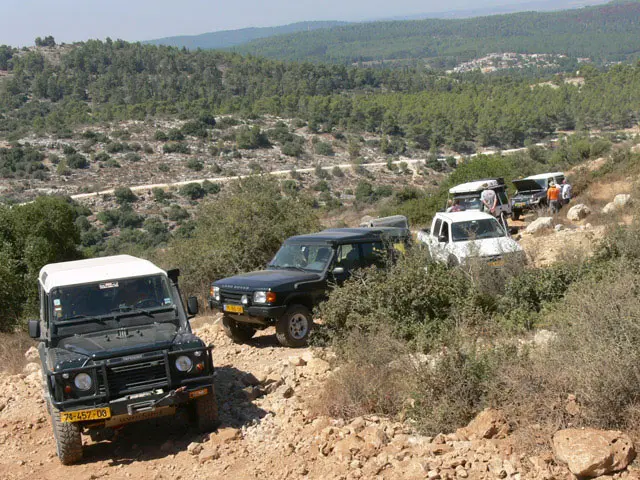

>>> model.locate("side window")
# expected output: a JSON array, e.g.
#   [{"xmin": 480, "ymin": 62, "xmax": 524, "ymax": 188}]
[
  {"xmin": 433, "ymin": 219, "xmax": 442, "ymax": 237},
  {"xmin": 497, "ymin": 187, "xmax": 508, "ymax": 205},
  {"xmin": 360, "ymin": 242, "xmax": 385, "ymax": 268},
  {"xmin": 39, "ymin": 284, "xmax": 47, "ymax": 325},
  {"xmin": 335, "ymin": 244, "xmax": 362, "ymax": 271},
  {"xmin": 441, "ymin": 222, "xmax": 450, "ymax": 242}
]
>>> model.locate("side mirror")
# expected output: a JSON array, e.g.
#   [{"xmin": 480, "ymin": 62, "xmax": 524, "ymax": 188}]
[
  {"xmin": 332, "ymin": 267, "xmax": 345, "ymax": 276},
  {"xmin": 28, "ymin": 320, "xmax": 40, "ymax": 339},
  {"xmin": 167, "ymin": 268, "xmax": 180, "ymax": 283},
  {"xmin": 438, "ymin": 234, "xmax": 448, "ymax": 243},
  {"xmin": 187, "ymin": 296, "xmax": 199, "ymax": 316}
]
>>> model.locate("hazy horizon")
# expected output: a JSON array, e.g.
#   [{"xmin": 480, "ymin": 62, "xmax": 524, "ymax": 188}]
[{"xmin": 0, "ymin": 0, "xmax": 607, "ymax": 47}]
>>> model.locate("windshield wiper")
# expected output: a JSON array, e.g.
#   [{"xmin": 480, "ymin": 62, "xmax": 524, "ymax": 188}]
[
  {"xmin": 56, "ymin": 315, "xmax": 108, "ymax": 326},
  {"xmin": 110, "ymin": 305, "xmax": 175, "ymax": 319}
]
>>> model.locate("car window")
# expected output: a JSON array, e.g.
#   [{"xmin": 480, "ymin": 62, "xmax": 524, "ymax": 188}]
[
  {"xmin": 440, "ymin": 222, "xmax": 450, "ymax": 242},
  {"xmin": 336, "ymin": 244, "xmax": 362, "ymax": 271},
  {"xmin": 360, "ymin": 241, "xmax": 386, "ymax": 268},
  {"xmin": 497, "ymin": 187, "xmax": 508, "ymax": 205},
  {"xmin": 433, "ymin": 218, "xmax": 442, "ymax": 236}
]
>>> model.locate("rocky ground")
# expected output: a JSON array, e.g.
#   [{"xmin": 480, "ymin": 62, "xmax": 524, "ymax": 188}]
[{"xmin": 0, "ymin": 318, "xmax": 638, "ymax": 480}]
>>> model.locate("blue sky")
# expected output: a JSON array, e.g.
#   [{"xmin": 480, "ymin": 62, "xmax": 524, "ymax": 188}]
[{"xmin": 0, "ymin": 0, "xmax": 600, "ymax": 47}]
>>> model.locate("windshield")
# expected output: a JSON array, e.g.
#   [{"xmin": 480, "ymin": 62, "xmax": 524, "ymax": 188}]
[
  {"xmin": 269, "ymin": 243, "xmax": 333, "ymax": 272},
  {"xmin": 50, "ymin": 275, "xmax": 174, "ymax": 322},
  {"xmin": 451, "ymin": 219, "xmax": 506, "ymax": 242},
  {"xmin": 452, "ymin": 194, "xmax": 482, "ymax": 210}
]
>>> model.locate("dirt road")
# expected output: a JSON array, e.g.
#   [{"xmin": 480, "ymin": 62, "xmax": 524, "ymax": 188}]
[{"xmin": 0, "ymin": 318, "xmax": 608, "ymax": 480}]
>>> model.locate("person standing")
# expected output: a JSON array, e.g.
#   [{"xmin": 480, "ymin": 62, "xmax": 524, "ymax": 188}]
[
  {"xmin": 480, "ymin": 188, "xmax": 498, "ymax": 216},
  {"xmin": 561, "ymin": 179, "xmax": 572, "ymax": 206},
  {"xmin": 547, "ymin": 181, "xmax": 561, "ymax": 214}
]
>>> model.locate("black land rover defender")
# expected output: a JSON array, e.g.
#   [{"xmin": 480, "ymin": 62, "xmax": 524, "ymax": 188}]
[
  {"xmin": 30, "ymin": 255, "xmax": 219, "ymax": 465},
  {"xmin": 209, "ymin": 227, "xmax": 408, "ymax": 347}
]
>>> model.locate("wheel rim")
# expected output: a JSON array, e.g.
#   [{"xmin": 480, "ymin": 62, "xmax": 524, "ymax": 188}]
[{"xmin": 289, "ymin": 313, "xmax": 309, "ymax": 340}]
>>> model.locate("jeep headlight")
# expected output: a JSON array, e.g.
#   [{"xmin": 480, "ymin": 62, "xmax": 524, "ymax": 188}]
[
  {"xmin": 212, "ymin": 286, "xmax": 220, "ymax": 302},
  {"xmin": 74, "ymin": 372, "xmax": 93, "ymax": 391},
  {"xmin": 175, "ymin": 355, "xmax": 193, "ymax": 373},
  {"xmin": 253, "ymin": 291, "xmax": 276, "ymax": 304}
]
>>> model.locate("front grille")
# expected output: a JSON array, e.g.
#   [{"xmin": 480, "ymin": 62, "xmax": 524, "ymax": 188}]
[
  {"xmin": 104, "ymin": 359, "xmax": 168, "ymax": 397},
  {"xmin": 220, "ymin": 290, "xmax": 248, "ymax": 305}
]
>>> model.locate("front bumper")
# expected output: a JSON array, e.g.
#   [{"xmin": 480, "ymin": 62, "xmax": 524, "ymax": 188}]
[
  {"xmin": 49, "ymin": 346, "xmax": 215, "ymax": 411},
  {"xmin": 209, "ymin": 299, "xmax": 286, "ymax": 323}
]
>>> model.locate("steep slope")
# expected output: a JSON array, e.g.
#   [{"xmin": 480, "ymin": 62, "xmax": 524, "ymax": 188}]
[
  {"xmin": 144, "ymin": 21, "xmax": 348, "ymax": 50},
  {"xmin": 234, "ymin": 1, "xmax": 640, "ymax": 66}
]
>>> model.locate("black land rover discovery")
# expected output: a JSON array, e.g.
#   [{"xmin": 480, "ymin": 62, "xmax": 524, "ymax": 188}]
[{"xmin": 209, "ymin": 227, "xmax": 408, "ymax": 347}]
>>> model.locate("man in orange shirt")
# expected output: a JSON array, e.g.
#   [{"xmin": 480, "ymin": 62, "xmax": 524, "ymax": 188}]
[{"xmin": 547, "ymin": 181, "xmax": 561, "ymax": 214}]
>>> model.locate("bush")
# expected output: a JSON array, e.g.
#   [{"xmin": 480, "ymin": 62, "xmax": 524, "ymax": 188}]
[
  {"xmin": 318, "ymin": 248, "xmax": 472, "ymax": 350},
  {"xmin": 163, "ymin": 142, "xmax": 190, "ymax": 154},
  {"xmin": 105, "ymin": 142, "xmax": 126, "ymax": 153},
  {"xmin": 315, "ymin": 165, "xmax": 331, "ymax": 179},
  {"xmin": 167, "ymin": 129, "xmax": 185, "ymax": 141},
  {"xmin": 187, "ymin": 158, "xmax": 203, "ymax": 171},
  {"xmin": 113, "ymin": 186, "xmax": 137, "ymax": 204},
  {"xmin": 181, "ymin": 121, "xmax": 208, "ymax": 138},
  {"xmin": 332, "ymin": 166, "xmax": 344, "ymax": 177},
  {"xmin": 202, "ymin": 180, "xmax": 221, "ymax": 195},
  {"xmin": 94, "ymin": 151, "xmax": 110, "ymax": 163},
  {"xmin": 314, "ymin": 141, "xmax": 334, "ymax": 156},
  {"xmin": 158, "ymin": 163, "xmax": 169, "ymax": 172},
  {"xmin": 281, "ymin": 140, "xmax": 305, "ymax": 157},
  {"xmin": 154, "ymin": 130, "xmax": 168, "ymax": 141},
  {"xmin": 167, "ymin": 204, "xmax": 190, "ymax": 222},
  {"xmin": 152, "ymin": 187, "xmax": 170, "ymax": 202},
  {"xmin": 124, "ymin": 152, "xmax": 141, "ymax": 162},
  {"xmin": 66, "ymin": 153, "xmax": 88, "ymax": 169},
  {"xmin": 180, "ymin": 183, "xmax": 205, "ymax": 200},
  {"xmin": 236, "ymin": 126, "xmax": 270, "ymax": 150}
]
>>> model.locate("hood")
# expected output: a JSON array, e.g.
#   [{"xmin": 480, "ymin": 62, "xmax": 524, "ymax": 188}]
[
  {"xmin": 215, "ymin": 269, "xmax": 322, "ymax": 290},
  {"xmin": 452, "ymin": 237, "xmax": 522, "ymax": 258},
  {"xmin": 56, "ymin": 323, "xmax": 178, "ymax": 361},
  {"xmin": 512, "ymin": 179, "xmax": 544, "ymax": 193}
]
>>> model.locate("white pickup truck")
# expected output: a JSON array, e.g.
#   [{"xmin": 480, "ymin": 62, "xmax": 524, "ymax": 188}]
[{"xmin": 417, "ymin": 211, "xmax": 524, "ymax": 267}]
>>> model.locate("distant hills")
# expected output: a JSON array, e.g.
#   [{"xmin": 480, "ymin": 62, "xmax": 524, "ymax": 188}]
[
  {"xmin": 231, "ymin": 1, "xmax": 640, "ymax": 67},
  {"xmin": 143, "ymin": 21, "xmax": 348, "ymax": 50}
]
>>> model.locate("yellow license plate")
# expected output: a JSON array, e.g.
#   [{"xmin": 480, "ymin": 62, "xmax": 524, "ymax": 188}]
[
  {"xmin": 224, "ymin": 304, "xmax": 244, "ymax": 314},
  {"xmin": 61, "ymin": 407, "xmax": 111, "ymax": 423},
  {"xmin": 488, "ymin": 260, "xmax": 505, "ymax": 267}
]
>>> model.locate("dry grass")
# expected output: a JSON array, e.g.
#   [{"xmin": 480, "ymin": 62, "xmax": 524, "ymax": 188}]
[{"xmin": 0, "ymin": 332, "xmax": 33, "ymax": 374}]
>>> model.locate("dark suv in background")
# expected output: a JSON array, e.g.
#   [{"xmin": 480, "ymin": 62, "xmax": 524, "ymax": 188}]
[{"xmin": 209, "ymin": 225, "xmax": 408, "ymax": 347}]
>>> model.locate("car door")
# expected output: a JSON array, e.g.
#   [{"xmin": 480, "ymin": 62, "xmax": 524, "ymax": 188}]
[
  {"xmin": 431, "ymin": 220, "xmax": 450, "ymax": 263},
  {"xmin": 332, "ymin": 243, "xmax": 363, "ymax": 285}
]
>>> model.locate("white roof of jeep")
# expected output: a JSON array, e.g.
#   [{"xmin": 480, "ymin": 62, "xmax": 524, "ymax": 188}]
[
  {"xmin": 449, "ymin": 179, "xmax": 501, "ymax": 194},
  {"xmin": 525, "ymin": 172, "xmax": 564, "ymax": 180},
  {"xmin": 435, "ymin": 211, "xmax": 496, "ymax": 224},
  {"xmin": 39, "ymin": 255, "xmax": 166, "ymax": 293}
]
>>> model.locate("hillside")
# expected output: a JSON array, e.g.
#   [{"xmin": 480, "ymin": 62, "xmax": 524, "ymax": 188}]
[
  {"xmin": 144, "ymin": 21, "xmax": 348, "ymax": 51},
  {"xmin": 233, "ymin": 1, "xmax": 640, "ymax": 67}
]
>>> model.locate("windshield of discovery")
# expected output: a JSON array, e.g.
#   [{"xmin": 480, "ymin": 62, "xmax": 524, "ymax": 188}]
[
  {"xmin": 50, "ymin": 275, "xmax": 174, "ymax": 322},
  {"xmin": 269, "ymin": 243, "xmax": 333, "ymax": 272}
]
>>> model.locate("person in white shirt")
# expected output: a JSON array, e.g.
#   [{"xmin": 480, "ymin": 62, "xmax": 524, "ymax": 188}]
[
  {"xmin": 561, "ymin": 179, "xmax": 572, "ymax": 206},
  {"xmin": 480, "ymin": 189, "xmax": 498, "ymax": 216}
]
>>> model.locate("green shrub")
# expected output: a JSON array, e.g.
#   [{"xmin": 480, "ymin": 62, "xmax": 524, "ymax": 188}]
[
  {"xmin": 124, "ymin": 152, "xmax": 141, "ymax": 162},
  {"xmin": 163, "ymin": 142, "xmax": 190, "ymax": 154},
  {"xmin": 155, "ymin": 130, "xmax": 168, "ymax": 141},
  {"xmin": 180, "ymin": 182, "xmax": 205, "ymax": 200},
  {"xmin": 186, "ymin": 158, "xmax": 203, "ymax": 171},
  {"xmin": 158, "ymin": 163, "xmax": 169, "ymax": 172},
  {"xmin": 202, "ymin": 180, "xmax": 221, "ymax": 195},
  {"xmin": 332, "ymin": 166, "xmax": 344, "ymax": 177},
  {"xmin": 167, "ymin": 204, "xmax": 190, "ymax": 222},
  {"xmin": 66, "ymin": 153, "xmax": 88, "ymax": 169},
  {"xmin": 113, "ymin": 186, "xmax": 137, "ymax": 204},
  {"xmin": 314, "ymin": 141, "xmax": 334, "ymax": 156},
  {"xmin": 236, "ymin": 126, "xmax": 270, "ymax": 150},
  {"xmin": 94, "ymin": 151, "xmax": 110, "ymax": 162}
]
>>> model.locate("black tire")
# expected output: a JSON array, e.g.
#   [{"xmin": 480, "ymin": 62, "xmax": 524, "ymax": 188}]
[
  {"xmin": 511, "ymin": 210, "xmax": 520, "ymax": 221},
  {"xmin": 195, "ymin": 384, "xmax": 219, "ymax": 432},
  {"xmin": 51, "ymin": 407, "xmax": 83, "ymax": 465},
  {"xmin": 276, "ymin": 305, "xmax": 312, "ymax": 348},
  {"xmin": 221, "ymin": 315, "xmax": 256, "ymax": 343}
]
